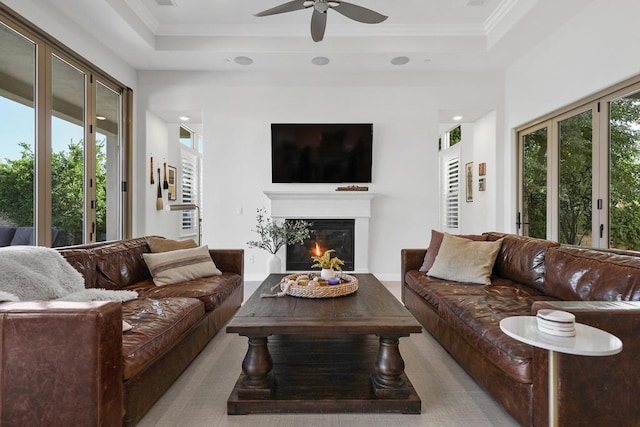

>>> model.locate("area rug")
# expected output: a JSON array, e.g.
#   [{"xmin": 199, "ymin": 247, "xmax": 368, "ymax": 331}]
[{"xmin": 137, "ymin": 284, "xmax": 518, "ymax": 427}]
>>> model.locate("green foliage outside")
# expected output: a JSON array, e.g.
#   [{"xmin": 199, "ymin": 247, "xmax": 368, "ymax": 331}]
[
  {"xmin": 524, "ymin": 98, "xmax": 640, "ymax": 250},
  {"xmin": 0, "ymin": 139, "xmax": 107, "ymax": 246}
]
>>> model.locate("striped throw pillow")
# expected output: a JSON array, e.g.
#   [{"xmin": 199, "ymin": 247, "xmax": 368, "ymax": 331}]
[{"xmin": 143, "ymin": 245, "xmax": 221, "ymax": 286}]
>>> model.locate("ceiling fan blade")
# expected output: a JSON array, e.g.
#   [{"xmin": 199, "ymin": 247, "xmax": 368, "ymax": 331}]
[
  {"xmin": 310, "ymin": 9, "xmax": 327, "ymax": 42},
  {"xmin": 255, "ymin": 0, "xmax": 310, "ymax": 17},
  {"xmin": 330, "ymin": 1, "xmax": 388, "ymax": 24}
]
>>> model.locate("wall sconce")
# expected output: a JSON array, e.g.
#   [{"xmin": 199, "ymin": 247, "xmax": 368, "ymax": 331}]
[{"xmin": 168, "ymin": 203, "xmax": 201, "ymax": 246}]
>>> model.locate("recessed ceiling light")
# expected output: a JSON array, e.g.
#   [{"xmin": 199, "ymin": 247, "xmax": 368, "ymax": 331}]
[
  {"xmin": 453, "ymin": 116, "xmax": 463, "ymax": 121},
  {"xmin": 311, "ymin": 56, "xmax": 330, "ymax": 66},
  {"xmin": 234, "ymin": 56, "xmax": 253, "ymax": 66},
  {"xmin": 391, "ymin": 56, "xmax": 410, "ymax": 66},
  {"xmin": 466, "ymin": 0, "xmax": 487, "ymax": 6},
  {"xmin": 96, "ymin": 115, "xmax": 106, "ymax": 121},
  {"xmin": 179, "ymin": 116, "xmax": 191, "ymax": 121}
]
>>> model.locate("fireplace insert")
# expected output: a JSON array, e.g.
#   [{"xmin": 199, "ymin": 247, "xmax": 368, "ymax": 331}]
[{"xmin": 286, "ymin": 219, "xmax": 355, "ymax": 271}]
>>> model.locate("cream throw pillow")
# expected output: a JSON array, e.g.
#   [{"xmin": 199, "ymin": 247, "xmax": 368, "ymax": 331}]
[
  {"xmin": 427, "ymin": 233, "xmax": 503, "ymax": 285},
  {"xmin": 143, "ymin": 245, "xmax": 221, "ymax": 286}
]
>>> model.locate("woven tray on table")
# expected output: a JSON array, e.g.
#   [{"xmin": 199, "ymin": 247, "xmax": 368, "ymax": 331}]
[{"xmin": 280, "ymin": 273, "xmax": 358, "ymax": 298}]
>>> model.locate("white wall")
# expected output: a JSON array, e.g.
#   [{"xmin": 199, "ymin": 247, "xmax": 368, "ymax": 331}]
[
  {"xmin": 137, "ymin": 71, "xmax": 503, "ymax": 280},
  {"xmin": 457, "ymin": 112, "xmax": 498, "ymax": 234},
  {"xmin": 502, "ymin": 0, "xmax": 640, "ymax": 233}
]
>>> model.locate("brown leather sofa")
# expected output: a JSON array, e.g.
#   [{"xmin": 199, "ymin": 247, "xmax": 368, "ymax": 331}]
[
  {"xmin": 0, "ymin": 237, "xmax": 243, "ymax": 427},
  {"xmin": 402, "ymin": 232, "xmax": 640, "ymax": 427}
]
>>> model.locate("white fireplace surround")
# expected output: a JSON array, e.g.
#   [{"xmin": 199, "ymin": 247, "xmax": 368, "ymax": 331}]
[{"xmin": 264, "ymin": 191, "xmax": 375, "ymax": 273}]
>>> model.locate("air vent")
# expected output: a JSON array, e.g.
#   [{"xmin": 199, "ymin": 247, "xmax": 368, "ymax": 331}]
[{"xmin": 155, "ymin": 0, "xmax": 177, "ymax": 6}]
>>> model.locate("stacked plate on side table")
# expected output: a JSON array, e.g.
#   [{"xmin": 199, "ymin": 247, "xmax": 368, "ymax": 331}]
[{"xmin": 536, "ymin": 309, "xmax": 576, "ymax": 337}]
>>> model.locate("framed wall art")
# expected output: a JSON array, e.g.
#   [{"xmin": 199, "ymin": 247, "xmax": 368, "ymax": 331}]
[
  {"xmin": 167, "ymin": 165, "xmax": 177, "ymax": 201},
  {"xmin": 466, "ymin": 162, "xmax": 473, "ymax": 202}
]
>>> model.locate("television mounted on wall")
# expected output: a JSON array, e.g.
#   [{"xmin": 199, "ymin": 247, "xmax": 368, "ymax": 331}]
[{"xmin": 271, "ymin": 123, "xmax": 373, "ymax": 183}]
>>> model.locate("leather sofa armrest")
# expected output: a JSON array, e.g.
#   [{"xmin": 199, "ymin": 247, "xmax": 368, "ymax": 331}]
[
  {"xmin": 530, "ymin": 300, "xmax": 640, "ymax": 426},
  {"xmin": 209, "ymin": 249, "xmax": 244, "ymax": 276},
  {"xmin": 0, "ymin": 301, "xmax": 123, "ymax": 426},
  {"xmin": 401, "ymin": 249, "xmax": 427, "ymax": 302}
]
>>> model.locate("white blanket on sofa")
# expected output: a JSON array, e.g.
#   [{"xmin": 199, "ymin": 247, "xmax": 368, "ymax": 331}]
[{"xmin": 0, "ymin": 246, "xmax": 137, "ymax": 302}]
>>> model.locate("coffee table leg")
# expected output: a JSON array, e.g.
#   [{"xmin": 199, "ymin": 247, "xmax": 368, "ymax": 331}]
[
  {"xmin": 238, "ymin": 335, "xmax": 274, "ymax": 398},
  {"xmin": 372, "ymin": 335, "xmax": 409, "ymax": 398}
]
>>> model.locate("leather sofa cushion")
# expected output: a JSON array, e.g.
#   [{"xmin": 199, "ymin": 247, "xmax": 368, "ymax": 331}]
[
  {"xmin": 92, "ymin": 237, "xmax": 151, "ymax": 290},
  {"xmin": 137, "ymin": 272, "xmax": 242, "ymax": 311},
  {"xmin": 438, "ymin": 291, "xmax": 555, "ymax": 384},
  {"xmin": 59, "ymin": 248, "xmax": 97, "ymax": 288},
  {"xmin": 485, "ymin": 233, "xmax": 559, "ymax": 292},
  {"xmin": 121, "ymin": 297, "xmax": 204, "ymax": 380},
  {"xmin": 404, "ymin": 271, "xmax": 547, "ymax": 312},
  {"xmin": 404, "ymin": 270, "xmax": 486, "ymax": 310},
  {"xmin": 545, "ymin": 246, "xmax": 640, "ymax": 301}
]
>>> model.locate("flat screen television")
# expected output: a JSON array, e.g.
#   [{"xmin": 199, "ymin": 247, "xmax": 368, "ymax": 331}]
[{"xmin": 271, "ymin": 123, "xmax": 373, "ymax": 183}]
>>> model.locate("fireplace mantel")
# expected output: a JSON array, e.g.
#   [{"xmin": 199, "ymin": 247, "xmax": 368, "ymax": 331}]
[{"xmin": 264, "ymin": 191, "xmax": 375, "ymax": 273}]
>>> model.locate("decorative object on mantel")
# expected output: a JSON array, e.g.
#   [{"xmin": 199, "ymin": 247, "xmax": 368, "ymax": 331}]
[
  {"xmin": 156, "ymin": 168, "xmax": 163, "ymax": 210},
  {"xmin": 336, "ymin": 185, "xmax": 369, "ymax": 191},
  {"xmin": 311, "ymin": 248, "xmax": 344, "ymax": 279},
  {"xmin": 260, "ymin": 273, "xmax": 358, "ymax": 299},
  {"xmin": 247, "ymin": 207, "xmax": 312, "ymax": 273}
]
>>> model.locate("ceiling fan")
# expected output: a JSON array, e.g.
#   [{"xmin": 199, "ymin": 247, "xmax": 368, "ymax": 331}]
[{"xmin": 255, "ymin": 0, "xmax": 388, "ymax": 42}]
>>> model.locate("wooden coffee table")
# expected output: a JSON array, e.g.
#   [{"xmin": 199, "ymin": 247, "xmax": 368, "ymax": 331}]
[{"xmin": 226, "ymin": 273, "xmax": 422, "ymax": 415}]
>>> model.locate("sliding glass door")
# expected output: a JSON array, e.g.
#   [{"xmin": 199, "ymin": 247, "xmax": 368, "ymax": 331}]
[
  {"xmin": 0, "ymin": 23, "xmax": 36, "ymax": 243},
  {"xmin": 558, "ymin": 109, "xmax": 593, "ymax": 246},
  {"xmin": 0, "ymin": 10, "xmax": 130, "ymax": 247},
  {"xmin": 518, "ymin": 81, "xmax": 640, "ymax": 250},
  {"xmin": 520, "ymin": 126, "xmax": 547, "ymax": 239},
  {"xmin": 608, "ymin": 91, "xmax": 640, "ymax": 250}
]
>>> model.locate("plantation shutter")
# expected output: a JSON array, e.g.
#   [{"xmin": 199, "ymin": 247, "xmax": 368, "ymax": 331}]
[
  {"xmin": 181, "ymin": 151, "xmax": 197, "ymax": 230},
  {"xmin": 445, "ymin": 156, "xmax": 460, "ymax": 229}
]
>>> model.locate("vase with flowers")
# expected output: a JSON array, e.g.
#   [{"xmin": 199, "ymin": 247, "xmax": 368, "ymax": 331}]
[
  {"xmin": 247, "ymin": 207, "xmax": 312, "ymax": 273},
  {"xmin": 311, "ymin": 249, "xmax": 345, "ymax": 279}
]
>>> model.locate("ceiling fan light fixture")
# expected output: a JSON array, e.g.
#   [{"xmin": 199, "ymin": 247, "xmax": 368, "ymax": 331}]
[
  {"xmin": 311, "ymin": 56, "xmax": 330, "ymax": 65},
  {"xmin": 391, "ymin": 56, "xmax": 410, "ymax": 66}
]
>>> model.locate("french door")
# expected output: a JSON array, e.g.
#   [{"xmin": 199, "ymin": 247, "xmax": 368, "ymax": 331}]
[
  {"xmin": 0, "ymin": 11, "xmax": 129, "ymax": 247},
  {"xmin": 518, "ymin": 82, "xmax": 640, "ymax": 250}
]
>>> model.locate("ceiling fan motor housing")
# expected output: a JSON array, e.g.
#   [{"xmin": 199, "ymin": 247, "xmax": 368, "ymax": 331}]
[{"xmin": 314, "ymin": 1, "xmax": 330, "ymax": 13}]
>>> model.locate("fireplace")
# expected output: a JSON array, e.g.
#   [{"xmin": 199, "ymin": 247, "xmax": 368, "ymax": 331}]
[
  {"xmin": 264, "ymin": 190, "xmax": 375, "ymax": 273},
  {"xmin": 286, "ymin": 219, "xmax": 355, "ymax": 271}
]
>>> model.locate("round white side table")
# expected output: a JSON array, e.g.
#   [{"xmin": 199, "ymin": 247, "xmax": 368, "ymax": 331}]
[{"xmin": 500, "ymin": 316, "xmax": 622, "ymax": 427}]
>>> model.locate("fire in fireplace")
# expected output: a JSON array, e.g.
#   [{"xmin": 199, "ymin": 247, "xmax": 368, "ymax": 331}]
[{"xmin": 286, "ymin": 219, "xmax": 355, "ymax": 271}]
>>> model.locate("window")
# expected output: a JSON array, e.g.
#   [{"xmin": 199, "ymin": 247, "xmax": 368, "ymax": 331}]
[
  {"xmin": 517, "ymin": 77, "xmax": 640, "ymax": 250},
  {"xmin": 181, "ymin": 151, "xmax": 197, "ymax": 232},
  {"xmin": 440, "ymin": 125, "xmax": 462, "ymax": 151},
  {"xmin": 0, "ymin": 8, "xmax": 132, "ymax": 246},
  {"xmin": 441, "ymin": 151, "xmax": 460, "ymax": 230}
]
